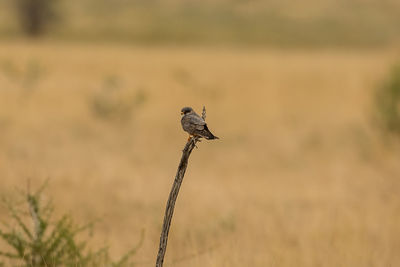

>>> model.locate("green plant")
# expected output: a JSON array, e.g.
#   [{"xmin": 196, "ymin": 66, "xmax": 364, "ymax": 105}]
[
  {"xmin": 375, "ymin": 63, "xmax": 400, "ymax": 135},
  {"xmin": 0, "ymin": 182, "xmax": 143, "ymax": 266}
]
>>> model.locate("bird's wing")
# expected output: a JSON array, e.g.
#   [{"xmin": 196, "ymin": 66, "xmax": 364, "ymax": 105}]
[
  {"xmin": 194, "ymin": 124, "xmax": 217, "ymax": 139},
  {"xmin": 187, "ymin": 113, "xmax": 206, "ymax": 130},
  {"xmin": 181, "ymin": 115, "xmax": 198, "ymax": 133}
]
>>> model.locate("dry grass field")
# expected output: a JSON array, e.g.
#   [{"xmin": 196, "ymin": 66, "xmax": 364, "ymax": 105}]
[{"xmin": 1, "ymin": 41, "xmax": 400, "ymax": 266}]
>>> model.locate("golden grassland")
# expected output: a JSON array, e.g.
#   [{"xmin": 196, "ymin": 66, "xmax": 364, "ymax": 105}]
[{"xmin": 0, "ymin": 41, "xmax": 400, "ymax": 266}]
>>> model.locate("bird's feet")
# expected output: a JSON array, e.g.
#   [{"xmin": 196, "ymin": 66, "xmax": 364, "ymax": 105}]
[{"xmin": 189, "ymin": 135, "xmax": 202, "ymax": 148}]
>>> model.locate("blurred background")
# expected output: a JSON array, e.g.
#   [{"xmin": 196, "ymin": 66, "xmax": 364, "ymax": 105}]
[{"xmin": 0, "ymin": 0, "xmax": 400, "ymax": 266}]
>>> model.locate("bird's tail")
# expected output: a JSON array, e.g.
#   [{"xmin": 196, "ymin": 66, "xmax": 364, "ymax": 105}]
[
  {"xmin": 203, "ymin": 125, "xmax": 219, "ymax": 140},
  {"xmin": 206, "ymin": 134, "xmax": 219, "ymax": 140}
]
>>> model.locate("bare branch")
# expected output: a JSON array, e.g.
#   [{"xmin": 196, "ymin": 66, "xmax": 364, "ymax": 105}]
[
  {"xmin": 155, "ymin": 137, "xmax": 200, "ymax": 267},
  {"xmin": 202, "ymin": 106, "xmax": 206, "ymax": 121}
]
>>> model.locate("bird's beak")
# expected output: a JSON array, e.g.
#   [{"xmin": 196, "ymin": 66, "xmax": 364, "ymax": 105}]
[{"xmin": 181, "ymin": 112, "xmax": 184, "ymax": 115}]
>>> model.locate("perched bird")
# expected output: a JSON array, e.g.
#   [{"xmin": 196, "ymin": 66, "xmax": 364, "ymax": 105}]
[{"xmin": 181, "ymin": 107, "xmax": 219, "ymax": 140}]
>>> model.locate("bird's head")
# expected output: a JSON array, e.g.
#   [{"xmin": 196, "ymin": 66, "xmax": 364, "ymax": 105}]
[{"xmin": 181, "ymin": 107, "xmax": 193, "ymax": 115}]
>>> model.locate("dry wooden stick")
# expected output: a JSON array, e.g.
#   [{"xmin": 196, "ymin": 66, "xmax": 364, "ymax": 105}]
[{"xmin": 155, "ymin": 107, "xmax": 206, "ymax": 267}]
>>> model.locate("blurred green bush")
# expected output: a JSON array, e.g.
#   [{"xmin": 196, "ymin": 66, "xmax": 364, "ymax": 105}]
[
  {"xmin": 90, "ymin": 76, "xmax": 147, "ymax": 123},
  {"xmin": 375, "ymin": 64, "xmax": 400, "ymax": 135}
]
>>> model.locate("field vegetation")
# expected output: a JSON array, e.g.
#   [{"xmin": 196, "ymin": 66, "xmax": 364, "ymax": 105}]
[
  {"xmin": 1, "ymin": 0, "xmax": 400, "ymax": 46},
  {"xmin": 0, "ymin": 42, "xmax": 399, "ymax": 266},
  {"xmin": 1, "ymin": 0, "xmax": 400, "ymax": 266}
]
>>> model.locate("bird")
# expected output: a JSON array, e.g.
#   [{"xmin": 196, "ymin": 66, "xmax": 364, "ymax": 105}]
[{"xmin": 181, "ymin": 107, "xmax": 219, "ymax": 140}]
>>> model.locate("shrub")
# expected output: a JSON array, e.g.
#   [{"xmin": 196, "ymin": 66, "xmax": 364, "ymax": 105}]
[
  {"xmin": 90, "ymin": 76, "xmax": 147, "ymax": 123},
  {"xmin": 0, "ymin": 182, "xmax": 142, "ymax": 266},
  {"xmin": 375, "ymin": 63, "xmax": 400, "ymax": 135}
]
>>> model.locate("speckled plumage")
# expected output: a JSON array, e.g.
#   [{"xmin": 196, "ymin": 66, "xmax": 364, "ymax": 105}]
[{"xmin": 181, "ymin": 107, "xmax": 219, "ymax": 140}]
